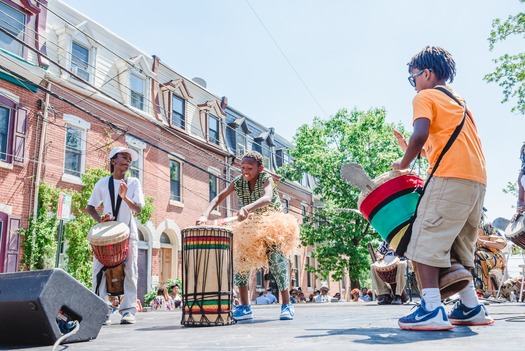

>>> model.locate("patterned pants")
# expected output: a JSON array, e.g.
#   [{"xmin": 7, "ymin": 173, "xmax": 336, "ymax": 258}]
[
  {"xmin": 473, "ymin": 248, "xmax": 505, "ymax": 294},
  {"xmin": 235, "ymin": 249, "xmax": 290, "ymax": 291}
]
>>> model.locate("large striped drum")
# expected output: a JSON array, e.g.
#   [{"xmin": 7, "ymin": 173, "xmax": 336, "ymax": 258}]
[
  {"xmin": 358, "ymin": 170, "xmax": 424, "ymax": 254},
  {"xmin": 181, "ymin": 226, "xmax": 234, "ymax": 327}
]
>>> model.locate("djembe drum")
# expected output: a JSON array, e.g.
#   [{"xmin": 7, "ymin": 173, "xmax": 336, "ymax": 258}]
[
  {"xmin": 181, "ymin": 226, "xmax": 234, "ymax": 327},
  {"xmin": 505, "ymin": 211, "xmax": 525, "ymax": 250},
  {"xmin": 358, "ymin": 170, "xmax": 424, "ymax": 254},
  {"xmin": 374, "ymin": 256, "xmax": 400, "ymax": 285},
  {"xmin": 360, "ymin": 170, "xmax": 471, "ymax": 298},
  {"xmin": 87, "ymin": 221, "xmax": 130, "ymax": 296}
]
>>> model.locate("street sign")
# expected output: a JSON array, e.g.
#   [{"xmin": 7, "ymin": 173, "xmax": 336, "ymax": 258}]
[{"xmin": 57, "ymin": 193, "xmax": 72, "ymax": 220}]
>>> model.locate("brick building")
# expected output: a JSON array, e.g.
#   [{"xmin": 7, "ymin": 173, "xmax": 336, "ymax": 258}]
[{"xmin": 0, "ymin": 0, "xmax": 350, "ymax": 302}]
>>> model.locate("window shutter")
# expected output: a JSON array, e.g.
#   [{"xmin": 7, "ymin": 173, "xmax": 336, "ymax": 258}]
[
  {"xmin": 6, "ymin": 216, "xmax": 21, "ymax": 272},
  {"xmin": 13, "ymin": 108, "xmax": 28, "ymax": 166}
]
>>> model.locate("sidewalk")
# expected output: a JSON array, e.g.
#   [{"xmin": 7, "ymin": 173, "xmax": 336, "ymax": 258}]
[{"xmin": 2, "ymin": 301, "xmax": 524, "ymax": 351}]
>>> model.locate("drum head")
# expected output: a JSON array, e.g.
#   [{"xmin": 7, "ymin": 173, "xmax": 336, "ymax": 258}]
[
  {"xmin": 87, "ymin": 221, "xmax": 130, "ymax": 245},
  {"xmin": 505, "ymin": 213, "xmax": 525, "ymax": 239}
]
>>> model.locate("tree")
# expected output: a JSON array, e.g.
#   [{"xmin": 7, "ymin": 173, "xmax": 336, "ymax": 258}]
[
  {"xmin": 279, "ymin": 108, "xmax": 409, "ymax": 286},
  {"xmin": 484, "ymin": 0, "xmax": 525, "ymax": 114}
]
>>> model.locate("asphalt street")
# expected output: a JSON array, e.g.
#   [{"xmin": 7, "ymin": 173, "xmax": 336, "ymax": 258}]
[{"xmin": 2, "ymin": 300, "xmax": 524, "ymax": 351}]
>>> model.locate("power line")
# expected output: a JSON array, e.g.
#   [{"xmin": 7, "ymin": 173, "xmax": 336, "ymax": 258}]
[{"xmin": 244, "ymin": 0, "xmax": 328, "ymax": 119}]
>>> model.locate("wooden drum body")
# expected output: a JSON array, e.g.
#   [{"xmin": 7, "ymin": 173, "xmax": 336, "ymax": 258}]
[
  {"xmin": 87, "ymin": 221, "xmax": 130, "ymax": 267},
  {"xmin": 181, "ymin": 226, "xmax": 234, "ymax": 327},
  {"xmin": 358, "ymin": 170, "xmax": 424, "ymax": 253}
]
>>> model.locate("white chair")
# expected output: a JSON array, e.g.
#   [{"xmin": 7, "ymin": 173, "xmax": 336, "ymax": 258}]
[{"xmin": 495, "ymin": 241, "xmax": 513, "ymax": 299}]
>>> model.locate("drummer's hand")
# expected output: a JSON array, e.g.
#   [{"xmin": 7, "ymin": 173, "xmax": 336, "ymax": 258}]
[
  {"xmin": 237, "ymin": 207, "xmax": 250, "ymax": 221},
  {"xmin": 390, "ymin": 159, "xmax": 404, "ymax": 170},
  {"xmin": 393, "ymin": 129, "xmax": 407, "ymax": 151},
  {"xmin": 196, "ymin": 216, "xmax": 208, "ymax": 225},
  {"xmin": 118, "ymin": 181, "xmax": 128, "ymax": 199},
  {"xmin": 376, "ymin": 253, "xmax": 384, "ymax": 261},
  {"xmin": 100, "ymin": 213, "xmax": 111, "ymax": 223}
]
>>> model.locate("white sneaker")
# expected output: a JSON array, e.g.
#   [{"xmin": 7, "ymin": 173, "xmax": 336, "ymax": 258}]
[{"xmin": 120, "ymin": 312, "xmax": 136, "ymax": 324}]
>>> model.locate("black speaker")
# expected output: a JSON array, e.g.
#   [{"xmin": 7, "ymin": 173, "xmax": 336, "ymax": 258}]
[{"xmin": 0, "ymin": 269, "xmax": 108, "ymax": 346}]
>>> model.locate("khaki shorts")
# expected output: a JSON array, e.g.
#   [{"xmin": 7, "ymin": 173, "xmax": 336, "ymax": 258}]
[{"xmin": 406, "ymin": 177, "xmax": 486, "ymax": 268}]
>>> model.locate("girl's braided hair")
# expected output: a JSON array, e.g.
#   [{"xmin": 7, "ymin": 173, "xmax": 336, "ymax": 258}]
[
  {"xmin": 407, "ymin": 46, "xmax": 457, "ymax": 83},
  {"xmin": 242, "ymin": 151, "xmax": 264, "ymax": 166}
]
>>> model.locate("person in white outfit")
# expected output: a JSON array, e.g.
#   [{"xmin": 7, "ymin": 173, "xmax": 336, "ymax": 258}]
[{"xmin": 87, "ymin": 147, "xmax": 145, "ymax": 325}]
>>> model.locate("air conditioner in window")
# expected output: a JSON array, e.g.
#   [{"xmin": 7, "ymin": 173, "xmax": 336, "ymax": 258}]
[{"xmin": 70, "ymin": 66, "xmax": 90, "ymax": 81}]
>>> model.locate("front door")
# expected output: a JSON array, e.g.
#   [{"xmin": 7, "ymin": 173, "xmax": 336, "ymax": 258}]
[{"xmin": 159, "ymin": 247, "xmax": 172, "ymax": 284}]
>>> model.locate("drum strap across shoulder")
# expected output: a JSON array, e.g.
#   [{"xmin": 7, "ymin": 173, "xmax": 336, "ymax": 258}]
[
  {"xmin": 395, "ymin": 87, "xmax": 468, "ymax": 255},
  {"xmin": 108, "ymin": 176, "xmax": 124, "ymax": 221},
  {"xmin": 95, "ymin": 176, "xmax": 126, "ymax": 295}
]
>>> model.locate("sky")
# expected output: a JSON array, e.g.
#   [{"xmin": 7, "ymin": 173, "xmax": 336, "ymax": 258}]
[{"xmin": 60, "ymin": 0, "xmax": 525, "ymax": 223}]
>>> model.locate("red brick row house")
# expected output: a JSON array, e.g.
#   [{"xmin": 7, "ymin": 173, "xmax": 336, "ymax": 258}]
[{"xmin": 0, "ymin": 0, "xmax": 350, "ymax": 302}]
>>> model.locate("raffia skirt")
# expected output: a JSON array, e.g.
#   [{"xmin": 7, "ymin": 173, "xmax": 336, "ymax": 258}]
[{"xmin": 230, "ymin": 211, "xmax": 300, "ymax": 273}]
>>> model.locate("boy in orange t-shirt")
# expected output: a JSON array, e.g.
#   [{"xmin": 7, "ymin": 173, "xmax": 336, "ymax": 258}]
[{"xmin": 392, "ymin": 46, "xmax": 493, "ymax": 330}]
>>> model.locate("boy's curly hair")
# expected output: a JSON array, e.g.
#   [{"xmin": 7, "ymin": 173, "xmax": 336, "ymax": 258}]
[
  {"xmin": 407, "ymin": 46, "xmax": 456, "ymax": 83},
  {"xmin": 242, "ymin": 151, "xmax": 263, "ymax": 166}
]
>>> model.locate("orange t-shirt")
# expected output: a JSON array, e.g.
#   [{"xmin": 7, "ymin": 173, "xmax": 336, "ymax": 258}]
[{"xmin": 412, "ymin": 86, "xmax": 486, "ymax": 185}]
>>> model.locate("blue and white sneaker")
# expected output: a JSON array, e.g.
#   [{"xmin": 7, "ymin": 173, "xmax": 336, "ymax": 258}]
[
  {"xmin": 232, "ymin": 305, "xmax": 253, "ymax": 321},
  {"xmin": 279, "ymin": 303, "xmax": 294, "ymax": 320},
  {"xmin": 447, "ymin": 301, "xmax": 494, "ymax": 326},
  {"xmin": 398, "ymin": 299, "xmax": 453, "ymax": 331}
]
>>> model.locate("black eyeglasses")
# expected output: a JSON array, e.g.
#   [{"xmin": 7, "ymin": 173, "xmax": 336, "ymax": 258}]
[{"xmin": 407, "ymin": 69, "xmax": 432, "ymax": 87}]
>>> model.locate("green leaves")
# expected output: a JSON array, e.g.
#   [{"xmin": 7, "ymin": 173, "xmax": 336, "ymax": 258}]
[{"xmin": 485, "ymin": 2, "xmax": 525, "ymax": 114}]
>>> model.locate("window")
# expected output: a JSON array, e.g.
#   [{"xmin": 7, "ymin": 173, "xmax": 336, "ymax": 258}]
[
  {"xmin": 170, "ymin": 159, "xmax": 181, "ymax": 202},
  {"xmin": 0, "ymin": 3, "xmax": 25, "ymax": 57},
  {"xmin": 129, "ymin": 147, "xmax": 140, "ymax": 179},
  {"xmin": 208, "ymin": 114, "xmax": 219, "ymax": 145},
  {"xmin": 294, "ymin": 255, "xmax": 300, "ymax": 286},
  {"xmin": 0, "ymin": 94, "xmax": 27, "ymax": 167},
  {"xmin": 62, "ymin": 115, "xmax": 89, "ymax": 183},
  {"xmin": 130, "ymin": 74, "xmax": 145, "ymax": 110},
  {"xmin": 171, "ymin": 94, "xmax": 185, "ymax": 129},
  {"xmin": 126, "ymin": 136, "xmax": 145, "ymax": 184},
  {"xmin": 237, "ymin": 132, "xmax": 246, "ymax": 157},
  {"xmin": 275, "ymin": 148, "xmax": 290, "ymax": 168},
  {"xmin": 283, "ymin": 199, "xmax": 289, "ymax": 214},
  {"xmin": 252, "ymin": 142, "xmax": 261, "ymax": 153},
  {"xmin": 261, "ymin": 145, "xmax": 271, "ymax": 169},
  {"xmin": 209, "ymin": 174, "xmax": 218, "ymax": 202},
  {"xmin": 71, "ymin": 42, "xmax": 90, "ymax": 81},
  {"xmin": 64, "ymin": 125, "xmax": 82, "ymax": 177},
  {"xmin": 0, "ymin": 105, "xmax": 10, "ymax": 162},
  {"xmin": 306, "ymin": 257, "xmax": 313, "ymax": 288},
  {"xmin": 302, "ymin": 204, "xmax": 307, "ymax": 218}
]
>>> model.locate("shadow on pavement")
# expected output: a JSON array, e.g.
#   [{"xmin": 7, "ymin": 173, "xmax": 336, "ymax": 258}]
[{"xmin": 297, "ymin": 326, "xmax": 477, "ymax": 344}]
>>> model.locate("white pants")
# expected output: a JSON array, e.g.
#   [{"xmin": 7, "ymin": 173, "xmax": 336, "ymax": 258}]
[{"xmin": 92, "ymin": 236, "xmax": 138, "ymax": 315}]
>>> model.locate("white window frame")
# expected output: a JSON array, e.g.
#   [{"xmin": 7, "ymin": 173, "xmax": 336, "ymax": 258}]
[
  {"xmin": 169, "ymin": 158, "xmax": 183, "ymax": 207},
  {"xmin": 70, "ymin": 41, "xmax": 91, "ymax": 82},
  {"xmin": 130, "ymin": 72, "xmax": 146, "ymax": 111},
  {"xmin": 61, "ymin": 115, "xmax": 90, "ymax": 185},
  {"xmin": 208, "ymin": 113, "xmax": 219, "ymax": 145},
  {"xmin": 171, "ymin": 93, "xmax": 185, "ymax": 129},
  {"xmin": 126, "ymin": 135, "xmax": 146, "ymax": 184},
  {"xmin": 0, "ymin": 2, "xmax": 26, "ymax": 58}
]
